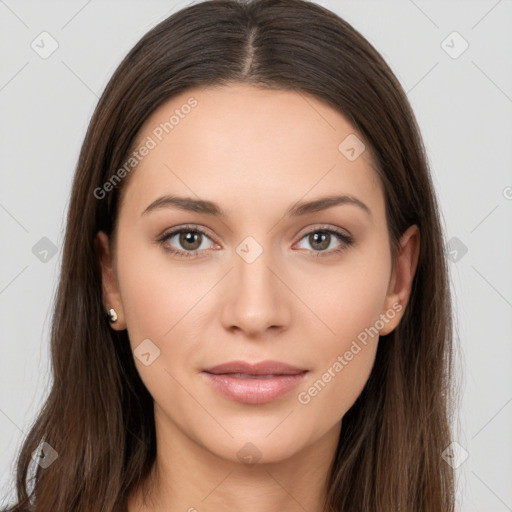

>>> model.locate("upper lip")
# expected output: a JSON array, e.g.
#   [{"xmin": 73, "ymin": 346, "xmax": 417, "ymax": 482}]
[{"xmin": 203, "ymin": 360, "xmax": 307, "ymax": 376}]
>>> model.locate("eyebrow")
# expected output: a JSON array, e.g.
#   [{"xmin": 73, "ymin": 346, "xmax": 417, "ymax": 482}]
[{"xmin": 141, "ymin": 194, "xmax": 372, "ymax": 219}]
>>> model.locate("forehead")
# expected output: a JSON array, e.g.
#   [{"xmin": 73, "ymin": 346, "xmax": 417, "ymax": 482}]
[{"xmin": 119, "ymin": 83, "xmax": 384, "ymax": 220}]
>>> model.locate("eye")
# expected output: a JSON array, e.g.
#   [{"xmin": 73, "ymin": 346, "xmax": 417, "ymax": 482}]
[
  {"xmin": 157, "ymin": 224, "xmax": 353, "ymax": 259},
  {"xmin": 294, "ymin": 227, "xmax": 353, "ymax": 256},
  {"xmin": 157, "ymin": 226, "xmax": 217, "ymax": 259}
]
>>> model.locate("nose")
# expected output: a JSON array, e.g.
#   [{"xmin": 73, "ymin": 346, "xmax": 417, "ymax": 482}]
[{"xmin": 219, "ymin": 242, "xmax": 291, "ymax": 338}]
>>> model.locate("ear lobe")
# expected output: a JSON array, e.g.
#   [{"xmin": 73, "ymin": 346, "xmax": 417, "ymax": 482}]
[
  {"xmin": 379, "ymin": 224, "xmax": 420, "ymax": 335},
  {"xmin": 95, "ymin": 231, "xmax": 126, "ymax": 330}
]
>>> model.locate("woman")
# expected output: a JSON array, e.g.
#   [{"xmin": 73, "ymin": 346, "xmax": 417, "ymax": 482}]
[{"xmin": 4, "ymin": 0, "xmax": 456, "ymax": 510}]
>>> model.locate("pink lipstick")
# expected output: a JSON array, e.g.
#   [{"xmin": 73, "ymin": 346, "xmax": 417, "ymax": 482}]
[{"xmin": 202, "ymin": 360, "xmax": 308, "ymax": 404}]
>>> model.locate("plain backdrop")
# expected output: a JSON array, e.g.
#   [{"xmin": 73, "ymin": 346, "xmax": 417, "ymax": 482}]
[{"xmin": 0, "ymin": 1, "xmax": 511, "ymax": 510}]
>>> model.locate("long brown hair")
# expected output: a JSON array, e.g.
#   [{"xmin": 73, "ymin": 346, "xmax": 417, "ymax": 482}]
[{"xmin": 3, "ymin": 1, "xmax": 457, "ymax": 510}]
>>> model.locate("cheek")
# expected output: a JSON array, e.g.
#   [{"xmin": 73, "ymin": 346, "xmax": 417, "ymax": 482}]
[
  {"xmin": 115, "ymin": 238, "xmax": 213, "ymax": 407},
  {"xmin": 296, "ymin": 337, "xmax": 378, "ymax": 426},
  {"xmin": 296, "ymin": 246, "xmax": 391, "ymax": 348},
  {"xmin": 293, "ymin": 248, "xmax": 390, "ymax": 415},
  {"xmin": 115, "ymin": 234, "xmax": 211, "ymax": 349}
]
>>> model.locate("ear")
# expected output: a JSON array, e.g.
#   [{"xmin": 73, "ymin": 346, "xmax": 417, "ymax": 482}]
[
  {"xmin": 95, "ymin": 231, "xmax": 126, "ymax": 330},
  {"xmin": 379, "ymin": 224, "xmax": 420, "ymax": 335}
]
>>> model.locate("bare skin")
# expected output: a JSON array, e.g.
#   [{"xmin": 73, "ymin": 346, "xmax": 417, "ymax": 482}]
[{"xmin": 96, "ymin": 83, "xmax": 420, "ymax": 512}]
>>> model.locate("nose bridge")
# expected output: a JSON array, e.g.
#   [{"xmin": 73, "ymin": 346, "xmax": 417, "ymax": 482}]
[
  {"xmin": 236, "ymin": 238, "xmax": 274, "ymax": 295},
  {"xmin": 220, "ymin": 234, "xmax": 290, "ymax": 335}
]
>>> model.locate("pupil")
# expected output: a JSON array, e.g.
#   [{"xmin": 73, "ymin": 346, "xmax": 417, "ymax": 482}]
[
  {"xmin": 180, "ymin": 231, "xmax": 201, "ymax": 250},
  {"xmin": 310, "ymin": 232, "xmax": 329, "ymax": 250}
]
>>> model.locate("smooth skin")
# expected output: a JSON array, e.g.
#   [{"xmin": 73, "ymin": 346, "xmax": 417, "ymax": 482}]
[{"xmin": 96, "ymin": 83, "xmax": 420, "ymax": 512}]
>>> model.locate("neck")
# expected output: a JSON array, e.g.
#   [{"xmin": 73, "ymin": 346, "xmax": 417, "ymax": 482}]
[{"xmin": 127, "ymin": 411, "xmax": 340, "ymax": 512}]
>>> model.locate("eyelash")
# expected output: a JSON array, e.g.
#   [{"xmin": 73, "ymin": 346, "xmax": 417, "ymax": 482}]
[{"xmin": 157, "ymin": 224, "xmax": 353, "ymax": 260}]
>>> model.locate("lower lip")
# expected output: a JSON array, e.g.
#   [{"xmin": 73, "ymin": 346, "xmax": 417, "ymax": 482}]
[{"xmin": 202, "ymin": 371, "xmax": 308, "ymax": 404}]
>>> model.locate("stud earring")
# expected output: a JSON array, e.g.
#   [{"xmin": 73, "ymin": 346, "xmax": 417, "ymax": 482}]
[{"xmin": 107, "ymin": 308, "xmax": 118, "ymax": 323}]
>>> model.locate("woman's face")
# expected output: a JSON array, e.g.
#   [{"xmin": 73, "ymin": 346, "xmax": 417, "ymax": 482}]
[{"xmin": 97, "ymin": 83, "xmax": 418, "ymax": 465}]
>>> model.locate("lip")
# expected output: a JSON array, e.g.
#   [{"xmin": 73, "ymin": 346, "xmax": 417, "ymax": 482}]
[
  {"xmin": 203, "ymin": 360, "xmax": 307, "ymax": 376},
  {"xmin": 202, "ymin": 360, "xmax": 308, "ymax": 404}
]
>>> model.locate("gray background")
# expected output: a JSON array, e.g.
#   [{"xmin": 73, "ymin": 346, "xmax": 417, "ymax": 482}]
[{"xmin": 1, "ymin": 0, "xmax": 511, "ymax": 510}]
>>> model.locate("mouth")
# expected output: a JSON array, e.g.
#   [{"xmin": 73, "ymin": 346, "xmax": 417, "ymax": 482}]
[
  {"xmin": 210, "ymin": 373, "xmax": 299, "ymax": 379},
  {"xmin": 201, "ymin": 360, "xmax": 308, "ymax": 404},
  {"xmin": 202, "ymin": 359, "xmax": 307, "ymax": 376}
]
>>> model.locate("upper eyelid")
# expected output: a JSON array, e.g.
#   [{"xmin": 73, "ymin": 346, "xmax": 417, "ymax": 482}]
[
  {"xmin": 162, "ymin": 224, "xmax": 216, "ymax": 240},
  {"xmin": 160, "ymin": 224, "xmax": 351, "ymax": 247}
]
